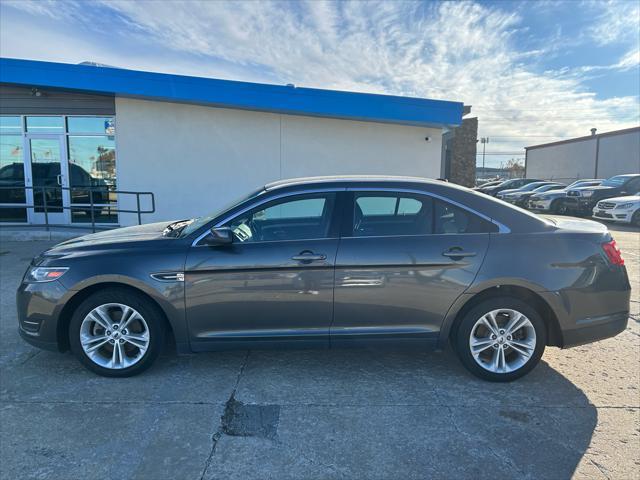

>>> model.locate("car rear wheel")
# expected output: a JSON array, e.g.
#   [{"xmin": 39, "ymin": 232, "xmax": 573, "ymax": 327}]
[
  {"xmin": 454, "ymin": 297, "xmax": 546, "ymax": 382},
  {"xmin": 69, "ymin": 288, "xmax": 165, "ymax": 377}
]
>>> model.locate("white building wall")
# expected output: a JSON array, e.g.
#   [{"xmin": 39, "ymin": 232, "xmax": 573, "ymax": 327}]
[
  {"xmin": 525, "ymin": 139, "xmax": 597, "ymax": 183},
  {"xmin": 526, "ymin": 128, "xmax": 640, "ymax": 183},
  {"xmin": 115, "ymin": 97, "xmax": 442, "ymax": 225},
  {"xmin": 596, "ymin": 130, "xmax": 640, "ymax": 179}
]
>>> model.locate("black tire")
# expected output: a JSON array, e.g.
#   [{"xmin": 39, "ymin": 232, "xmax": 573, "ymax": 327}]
[
  {"xmin": 551, "ymin": 199, "xmax": 566, "ymax": 215},
  {"xmin": 454, "ymin": 296, "xmax": 546, "ymax": 382},
  {"xmin": 69, "ymin": 288, "xmax": 165, "ymax": 377},
  {"xmin": 632, "ymin": 210, "xmax": 640, "ymax": 227}
]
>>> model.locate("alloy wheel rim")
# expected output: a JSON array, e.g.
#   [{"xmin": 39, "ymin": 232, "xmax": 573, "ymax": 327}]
[
  {"xmin": 468, "ymin": 308, "xmax": 536, "ymax": 374},
  {"xmin": 80, "ymin": 303, "xmax": 150, "ymax": 369}
]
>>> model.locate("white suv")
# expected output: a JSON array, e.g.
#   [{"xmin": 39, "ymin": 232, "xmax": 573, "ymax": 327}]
[{"xmin": 592, "ymin": 194, "xmax": 640, "ymax": 226}]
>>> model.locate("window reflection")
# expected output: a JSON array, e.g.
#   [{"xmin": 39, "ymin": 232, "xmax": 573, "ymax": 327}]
[
  {"xmin": 67, "ymin": 117, "xmax": 115, "ymax": 134},
  {"xmin": 0, "ymin": 135, "xmax": 27, "ymax": 221},
  {"xmin": 67, "ymin": 135, "xmax": 116, "ymax": 211},
  {"xmin": 26, "ymin": 116, "xmax": 64, "ymax": 133},
  {"xmin": 0, "ymin": 116, "xmax": 22, "ymax": 134}
]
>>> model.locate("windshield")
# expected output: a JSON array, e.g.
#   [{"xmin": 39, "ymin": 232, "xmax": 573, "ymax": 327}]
[
  {"xmin": 601, "ymin": 175, "xmax": 630, "ymax": 187},
  {"xmin": 179, "ymin": 188, "xmax": 265, "ymax": 237}
]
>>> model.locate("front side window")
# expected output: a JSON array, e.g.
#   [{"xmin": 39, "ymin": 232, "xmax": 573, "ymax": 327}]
[
  {"xmin": 624, "ymin": 177, "xmax": 640, "ymax": 192},
  {"xmin": 353, "ymin": 192, "xmax": 497, "ymax": 237},
  {"xmin": 226, "ymin": 193, "xmax": 336, "ymax": 242},
  {"xmin": 601, "ymin": 175, "xmax": 628, "ymax": 187}
]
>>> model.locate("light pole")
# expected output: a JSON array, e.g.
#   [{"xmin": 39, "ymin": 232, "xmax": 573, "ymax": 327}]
[{"xmin": 480, "ymin": 137, "xmax": 489, "ymax": 176}]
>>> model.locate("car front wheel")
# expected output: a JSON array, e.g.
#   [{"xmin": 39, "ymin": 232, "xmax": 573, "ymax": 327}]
[
  {"xmin": 69, "ymin": 288, "xmax": 165, "ymax": 377},
  {"xmin": 454, "ymin": 297, "xmax": 546, "ymax": 382}
]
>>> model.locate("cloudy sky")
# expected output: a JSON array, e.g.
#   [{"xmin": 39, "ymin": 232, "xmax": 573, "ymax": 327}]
[{"xmin": 1, "ymin": 0, "xmax": 638, "ymax": 168}]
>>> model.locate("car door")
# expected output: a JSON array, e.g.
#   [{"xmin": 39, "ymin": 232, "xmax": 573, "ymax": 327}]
[
  {"xmin": 185, "ymin": 191, "xmax": 342, "ymax": 350},
  {"xmin": 332, "ymin": 189, "xmax": 493, "ymax": 347}
]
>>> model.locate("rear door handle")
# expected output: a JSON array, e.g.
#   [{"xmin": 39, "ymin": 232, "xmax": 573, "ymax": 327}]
[
  {"xmin": 292, "ymin": 251, "xmax": 327, "ymax": 262},
  {"xmin": 442, "ymin": 249, "xmax": 476, "ymax": 258}
]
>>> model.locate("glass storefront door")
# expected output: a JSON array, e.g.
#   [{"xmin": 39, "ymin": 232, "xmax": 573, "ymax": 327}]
[
  {"xmin": 25, "ymin": 135, "xmax": 70, "ymax": 224},
  {"xmin": 1, "ymin": 115, "xmax": 118, "ymax": 225}
]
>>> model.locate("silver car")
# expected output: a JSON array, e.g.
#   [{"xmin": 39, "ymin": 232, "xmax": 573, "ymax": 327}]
[{"xmin": 17, "ymin": 176, "xmax": 631, "ymax": 382}]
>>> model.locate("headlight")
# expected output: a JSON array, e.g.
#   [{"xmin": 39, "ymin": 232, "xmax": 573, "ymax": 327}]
[
  {"xmin": 581, "ymin": 191, "xmax": 594, "ymax": 197},
  {"xmin": 25, "ymin": 266, "xmax": 69, "ymax": 283},
  {"xmin": 616, "ymin": 203, "xmax": 634, "ymax": 209}
]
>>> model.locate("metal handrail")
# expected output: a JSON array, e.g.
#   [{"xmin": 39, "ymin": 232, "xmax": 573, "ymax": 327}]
[{"xmin": 0, "ymin": 185, "xmax": 155, "ymax": 232}]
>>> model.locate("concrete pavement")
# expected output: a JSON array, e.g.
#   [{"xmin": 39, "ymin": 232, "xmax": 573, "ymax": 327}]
[{"xmin": 1, "ymin": 224, "xmax": 638, "ymax": 480}]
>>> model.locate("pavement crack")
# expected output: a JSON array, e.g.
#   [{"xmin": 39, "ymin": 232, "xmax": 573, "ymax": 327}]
[
  {"xmin": 589, "ymin": 458, "xmax": 611, "ymax": 480},
  {"xmin": 19, "ymin": 349, "xmax": 41, "ymax": 365},
  {"xmin": 198, "ymin": 350, "xmax": 251, "ymax": 480}
]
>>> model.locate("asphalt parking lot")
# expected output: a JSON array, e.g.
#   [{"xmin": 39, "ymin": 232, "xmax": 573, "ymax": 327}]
[{"xmin": 1, "ymin": 222, "xmax": 638, "ymax": 480}]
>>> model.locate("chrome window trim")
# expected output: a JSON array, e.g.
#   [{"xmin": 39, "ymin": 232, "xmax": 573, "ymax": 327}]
[
  {"xmin": 191, "ymin": 185, "xmax": 510, "ymax": 246},
  {"xmin": 347, "ymin": 187, "xmax": 510, "ymax": 234},
  {"xmin": 191, "ymin": 187, "xmax": 346, "ymax": 246}
]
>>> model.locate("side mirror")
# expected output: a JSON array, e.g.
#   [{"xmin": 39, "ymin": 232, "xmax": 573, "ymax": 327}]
[{"xmin": 205, "ymin": 227, "xmax": 233, "ymax": 245}]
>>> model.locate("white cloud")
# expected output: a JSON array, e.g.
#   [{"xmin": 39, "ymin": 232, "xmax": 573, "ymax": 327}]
[
  {"xmin": 1, "ymin": 0, "xmax": 638, "ymax": 166},
  {"xmin": 589, "ymin": 0, "xmax": 640, "ymax": 45}
]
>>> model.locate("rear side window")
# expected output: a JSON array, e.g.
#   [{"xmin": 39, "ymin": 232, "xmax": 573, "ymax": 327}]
[
  {"xmin": 354, "ymin": 193, "xmax": 432, "ymax": 236},
  {"xmin": 352, "ymin": 192, "xmax": 497, "ymax": 237},
  {"xmin": 433, "ymin": 200, "xmax": 497, "ymax": 234}
]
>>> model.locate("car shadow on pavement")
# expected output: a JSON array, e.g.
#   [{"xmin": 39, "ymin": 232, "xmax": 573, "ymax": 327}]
[{"xmin": 1, "ymin": 345, "xmax": 598, "ymax": 480}]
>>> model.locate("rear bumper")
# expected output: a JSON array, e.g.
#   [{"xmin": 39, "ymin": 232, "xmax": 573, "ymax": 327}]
[{"xmin": 560, "ymin": 311, "xmax": 629, "ymax": 348}]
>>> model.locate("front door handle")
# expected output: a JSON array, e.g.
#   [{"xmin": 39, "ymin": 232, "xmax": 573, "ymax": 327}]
[
  {"xmin": 442, "ymin": 249, "xmax": 476, "ymax": 259},
  {"xmin": 292, "ymin": 251, "xmax": 327, "ymax": 263},
  {"xmin": 56, "ymin": 174, "xmax": 62, "ymax": 186}
]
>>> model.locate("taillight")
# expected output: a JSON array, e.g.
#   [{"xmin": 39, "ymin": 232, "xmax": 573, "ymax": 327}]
[{"xmin": 602, "ymin": 240, "xmax": 624, "ymax": 266}]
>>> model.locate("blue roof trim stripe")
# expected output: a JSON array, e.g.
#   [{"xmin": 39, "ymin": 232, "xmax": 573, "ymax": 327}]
[{"xmin": 0, "ymin": 58, "xmax": 462, "ymax": 127}]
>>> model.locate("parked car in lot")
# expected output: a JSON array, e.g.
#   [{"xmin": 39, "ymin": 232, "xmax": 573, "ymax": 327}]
[
  {"xmin": 479, "ymin": 178, "xmax": 542, "ymax": 196},
  {"xmin": 528, "ymin": 179, "xmax": 603, "ymax": 214},
  {"xmin": 473, "ymin": 179, "xmax": 503, "ymax": 190},
  {"xmin": 510, "ymin": 183, "xmax": 566, "ymax": 208},
  {"xmin": 592, "ymin": 194, "xmax": 640, "ymax": 226},
  {"xmin": 17, "ymin": 176, "xmax": 631, "ymax": 382},
  {"xmin": 496, "ymin": 181, "xmax": 558, "ymax": 201},
  {"xmin": 565, "ymin": 174, "xmax": 640, "ymax": 216}
]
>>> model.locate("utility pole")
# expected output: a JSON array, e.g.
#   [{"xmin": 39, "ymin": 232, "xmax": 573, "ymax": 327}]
[{"xmin": 480, "ymin": 137, "xmax": 489, "ymax": 176}]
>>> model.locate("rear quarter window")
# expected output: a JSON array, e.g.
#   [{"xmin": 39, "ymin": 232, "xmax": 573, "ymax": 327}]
[{"xmin": 434, "ymin": 199, "xmax": 498, "ymax": 234}]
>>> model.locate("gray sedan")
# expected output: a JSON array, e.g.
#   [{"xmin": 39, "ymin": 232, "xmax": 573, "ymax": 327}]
[{"xmin": 17, "ymin": 176, "xmax": 631, "ymax": 381}]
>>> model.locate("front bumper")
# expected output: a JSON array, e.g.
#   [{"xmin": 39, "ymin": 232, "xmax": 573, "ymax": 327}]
[
  {"xmin": 16, "ymin": 279, "xmax": 69, "ymax": 352},
  {"xmin": 528, "ymin": 199, "xmax": 552, "ymax": 211},
  {"xmin": 592, "ymin": 208, "xmax": 635, "ymax": 223}
]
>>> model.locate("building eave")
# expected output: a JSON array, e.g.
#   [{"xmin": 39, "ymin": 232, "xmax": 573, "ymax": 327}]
[{"xmin": 0, "ymin": 57, "xmax": 463, "ymax": 128}]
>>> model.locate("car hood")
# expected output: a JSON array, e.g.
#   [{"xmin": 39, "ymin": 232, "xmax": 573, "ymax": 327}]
[
  {"xmin": 597, "ymin": 195, "xmax": 640, "ymax": 203},
  {"xmin": 532, "ymin": 190, "xmax": 567, "ymax": 200},
  {"xmin": 53, "ymin": 221, "xmax": 177, "ymax": 250},
  {"xmin": 498, "ymin": 188, "xmax": 521, "ymax": 196},
  {"xmin": 572, "ymin": 185, "xmax": 616, "ymax": 193}
]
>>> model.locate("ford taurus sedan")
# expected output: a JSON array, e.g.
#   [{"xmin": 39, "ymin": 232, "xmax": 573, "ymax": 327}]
[{"xmin": 17, "ymin": 176, "xmax": 631, "ymax": 381}]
